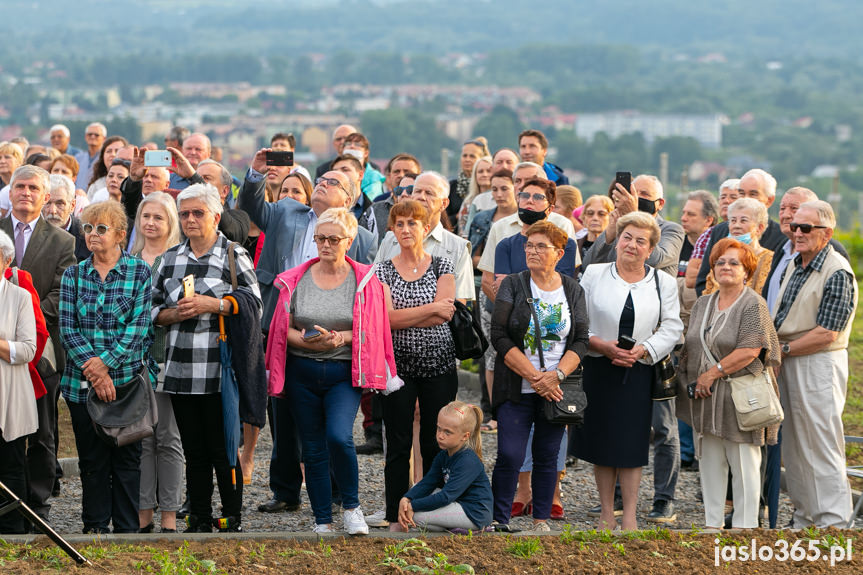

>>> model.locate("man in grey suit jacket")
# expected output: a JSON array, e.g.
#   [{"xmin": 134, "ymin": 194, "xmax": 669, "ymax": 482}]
[
  {"xmin": 1, "ymin": 164, "xmax": 76, "ymax": 520},
  {"xmin": 580, "ymin": 173, "xmax": 685, "ymax": 523}
]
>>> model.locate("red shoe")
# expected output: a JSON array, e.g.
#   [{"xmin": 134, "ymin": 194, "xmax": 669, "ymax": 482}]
[
  {"xmin": 511, "ymin": 502, "xmax": 526, "ymax": 517},
  {"xmin": 550, "ymin": 504, "xmax": 566, "ymax": 520}
]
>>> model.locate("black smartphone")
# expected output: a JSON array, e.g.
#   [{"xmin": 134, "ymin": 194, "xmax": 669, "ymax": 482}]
[
  {"xmin": 266, "ymin": 150, "xmax": 294, "ymax": 166},
  {"xmin": 687, "ymin": 382, "xmax": 698, "ymax": 399},
  {"xmin": 618, "ymin": 335, "xmax": 636, "ymax": 350},
  {"xmin": 615, "ymin": 171, "xmax": 632, "ymax": 193},
  {"xmin": 302, "ymin": 328, "xmax": 322, "ymax": 341}
]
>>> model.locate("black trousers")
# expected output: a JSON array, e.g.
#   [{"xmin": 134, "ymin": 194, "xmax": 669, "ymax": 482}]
[
  {"xmin": 171, "ymin": 393, "xmax": 243, "ymax": 520},
  {"xmin": 0, "ymin": 434, "xmax": 28, "ymax": 533},
  {"xmin": 26, "ymin": 371, "xmax": 60, "ymax": 518},
  {"xmin": 68, "ymin": 402, "xmax": 142, "ymax": 533},
  {"xmin": 381, "ymin": 369, "xmax": 458, "ymax": 521}
]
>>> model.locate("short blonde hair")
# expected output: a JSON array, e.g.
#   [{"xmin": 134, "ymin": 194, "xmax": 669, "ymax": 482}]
[
  {"xmin": 616, "ymin": 211, "xmax": 660, "ymax": 248},
  {"xmin": 583, "ymin": 194, "xmax": 614, "ymax": 213},
  {"xmin": 316, "ymin": 207, "xmax": 358, "ymax": 240},
  {"xmin": 0, "ymin": 141, "xmax": 24, "ymax": 165},
  {"xmin": 728, "ymin": 197, "xmax": 768, "ymax": 232}
]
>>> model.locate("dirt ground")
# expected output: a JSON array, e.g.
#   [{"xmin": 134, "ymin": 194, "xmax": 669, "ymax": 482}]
[{"xmin": 1, "ymin": 527, "xmax": 860, "ymax": 574}]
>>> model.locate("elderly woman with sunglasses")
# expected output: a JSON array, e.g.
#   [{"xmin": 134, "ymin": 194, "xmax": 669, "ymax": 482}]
[
  {"xmin": 152, "ymin": 183, "xmax": 261, "ymax": 533},
  {"xmin": 265, "ymin": 207, "xmax": 399, "ymax": 535},
  {"xmin": 58, "ymin": 201, "xmax": 155, "ymax": 534}
]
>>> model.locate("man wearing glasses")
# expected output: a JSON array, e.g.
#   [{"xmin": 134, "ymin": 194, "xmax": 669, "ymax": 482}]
[
  {"xmin": 75, "ymin": 122, "xmax": 107, "ymax": 190},
  {"xmin": 239, "ymin": 148, "xmax": 378, "ymax": 515},
  {"xmin": 772, "ymin": 200, "xmax": 857, "ymax": 528}
]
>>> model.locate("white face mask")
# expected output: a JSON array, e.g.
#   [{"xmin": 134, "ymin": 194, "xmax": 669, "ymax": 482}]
[{"xmin": 343, "ymin": 148, "xmax": 365, "ymax": 162}]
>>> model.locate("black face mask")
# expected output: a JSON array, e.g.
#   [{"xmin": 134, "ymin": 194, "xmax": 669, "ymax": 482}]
[
  {"xmin": 638, "ymin": 197, "xmax": 658, "ymax": 215},
  {"xmin": 518, "ymin": 207, "xmax": 547, "ymax": 226}
]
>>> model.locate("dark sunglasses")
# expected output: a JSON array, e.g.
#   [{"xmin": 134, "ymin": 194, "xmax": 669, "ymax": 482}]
[
  {"xmin": 82, "ymin": 223, "xmax": 112, "ymax": 236},
  {"xmin": 463, "ymin": 138, "xmax": 485, "ymax": 148},
  {"xmin": 789, "ymin": 223, "xmax": 828, "ymax": 234},
  {"xmin": 393, "ymin": 185, "xmax": 413, "ymax": 197},
  {"xmin": 178, "ymin": 209, "xmax": 207, "ymax": 220},
  {"xmin": 517, "ymin": 192, "xmax": 548, "ymax": 202}
]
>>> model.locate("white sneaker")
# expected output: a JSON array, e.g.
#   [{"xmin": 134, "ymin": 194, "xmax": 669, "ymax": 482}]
[
  {"xmin": 313, "ymin": 523, "xmax": 333, "ymax": 533},
  {"xmin": 365, "ymin": 509, "xmax": 390, "ymax": 528},
  {"xmin": 343, "ymin": 507, "xmax": 369, "ymax": 535}
]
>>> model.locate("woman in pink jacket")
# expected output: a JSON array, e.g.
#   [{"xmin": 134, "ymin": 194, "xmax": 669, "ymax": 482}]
[{"xmin": 265, "ymin": 207, "xmax": 400, "ymax": 535}]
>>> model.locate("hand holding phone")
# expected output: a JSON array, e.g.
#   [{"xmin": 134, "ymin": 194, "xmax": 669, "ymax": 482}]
[
  {"xmin": 615, "ymin": 171, "xmax": 632, "ymax": 194},
  {"xmin": 182, "ymin": 274, "xmax": 195, "ymax": 299},
  {"xmin": 144, "ymin": 150, "xmax": 172, "ymax": 168},
  {"xmin": 617, "ymin": 335, "xmax": 637, "ymax": 351},
  {"xmin": 266, "ymin": 151, "xmax": 294, "ymax": 166},
  {"xmin": 302, "ymin": 328, "xmax": 323, "ymax": 341}
]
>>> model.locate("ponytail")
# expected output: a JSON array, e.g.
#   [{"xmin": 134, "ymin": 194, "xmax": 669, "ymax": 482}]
[{"xmin": 441, "ymin": 400, "xmax": 484, "ymax": 460}]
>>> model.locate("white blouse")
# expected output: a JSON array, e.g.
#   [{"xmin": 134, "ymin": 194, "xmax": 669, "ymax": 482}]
[
  {"xmin": 580, "ymin": 262, "xmax": 683, "ymax": 363},
  {"xmin": 0, "ymin": 277, "xmax": 39, "ymax": 441}
]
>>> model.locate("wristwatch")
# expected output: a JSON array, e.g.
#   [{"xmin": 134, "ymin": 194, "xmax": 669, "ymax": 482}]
[
  {"xmin": 218, "ymin": 299, "xmax": 226, "ymax": 313},
  {"xmin": 555, "ymin": 368, "xmax": 565, "ymax": 382},
  {"xmin": 781, "ymin": 343, "xmax": 791, "ymax": 356}
]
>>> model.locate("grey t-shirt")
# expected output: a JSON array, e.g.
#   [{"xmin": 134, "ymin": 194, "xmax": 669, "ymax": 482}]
[{"xmin": 289, "ymin": 267, "xmax": 355, "ymax": 361}]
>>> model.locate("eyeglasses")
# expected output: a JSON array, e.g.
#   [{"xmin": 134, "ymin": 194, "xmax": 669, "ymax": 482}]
[
  {"xmin": 313, "ymin": 234, "xmax": 347, "ymax": 246},
  {"xmin": 178, "ymin": 209, "xmax": 207, "ymax": 220},
  {"xmin": 517, "ymin": 192, "xmax": 548, "ymax": 203},
  {"xmin": 789, "ymin": 223, "xmax": 828, "ymax": 234},
  {"xmin": 315, "ymin": 177, "xmax": 349, "ymax": 194},
  {"xmin": 393, "ymin": 185, "xmax": 413, "ymax": 197},
  {"xmin": 82, "ymin": 223, "xmax": 112, "ymax": 236},
  {"xmin": 524, "ymin": 242, "xmax": 556, "ymax": 254},
  {"xmin": 714, "ymin": 259, "xmax": 742, "ymax": 268}
]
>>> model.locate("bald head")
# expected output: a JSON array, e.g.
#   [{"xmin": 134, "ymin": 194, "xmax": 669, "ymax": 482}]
[{"xmin": 332, "ymin": 124, "xmax": 357, "ymax": 155}]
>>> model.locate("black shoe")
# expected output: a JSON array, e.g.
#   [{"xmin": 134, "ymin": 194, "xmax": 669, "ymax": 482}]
[
  {"xmin": 587, "ymin": 496, "xmax": 623, "ymax": 518},
  {"xmin": 160, "ymin": 527, "xmax": 178, "ymax": 533},
  {"xmin": 355, "ymin": 435, "xmax": 383, "ymax": 455},
  {"xmin": 724, "ymin": 510, "xmax": 733, "ymax": 529},
  {"xmin": 681, "ymin": 459, "xmax": 699, "ymax": 472},
  {"xmin": 214, "ymin": 516, "xmax": 242, "ymax": 532},
  {"xmin": 257, "ymin": 498, "xmax": 300, "ymax": 513},
  {"xmin": 184, "ymin": 515, "xmax": 213, "ymax": 533},
  {"xmin": 52, "ymin": 479, "xmax": 61, "ymax": 498},
  {"xmin": 646, "ymin": 500, "xmax": 677, "ymax": 523},
  {"xmin": 82, "ymin": 526, "xmax": 110, "ymax": 535},
  {"xmin": 177, "ymin": 499, "xmax": 190, "ymax": 520},
  {"xmin": 139, "ymin": 522, "xmax": 155, "ymax": 534}
]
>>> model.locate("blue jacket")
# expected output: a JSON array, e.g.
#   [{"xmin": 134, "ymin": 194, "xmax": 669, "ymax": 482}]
[
  {"xmin": 543, "ymin": 162, "xmax": 569, "ymax": 186},
  {"xmin": 468, "ymin": 208, "xmax": 496, "ymax": 257},
  {"xmin": 238, "ymin": 171, "xmax": 378, "ymax": 330}
]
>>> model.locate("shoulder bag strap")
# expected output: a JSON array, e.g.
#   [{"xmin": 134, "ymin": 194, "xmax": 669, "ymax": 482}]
[
  {"xmin": 227, "ymin": 241, "xmax": 238, "ymax": 292},
  {"xmin": 653, "ymin": 267, "xmax": 662, "ymax": 332},
  {"xmin": 518, "ymin": 272, "xmax": 545, "ymax": 370},
  {"xmin": 11, "ymin": 267, "xmax": 19, "ymax": 286},
  {"xmin": 698, "ymin": 293, "xmax": 719, "ymax": 366}
]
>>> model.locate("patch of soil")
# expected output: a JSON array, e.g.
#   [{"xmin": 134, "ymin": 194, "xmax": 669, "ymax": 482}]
[{"xmin": 3, "ymin": 528, "xmax": 860, "ymax": 574}]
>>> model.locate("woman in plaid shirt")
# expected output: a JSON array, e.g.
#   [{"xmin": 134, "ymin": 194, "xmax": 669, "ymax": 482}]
[
  {"xmin": 59, "ymin": 201, "xmax": 154, "ymax": 534},
  {"xmin": 151, "ymin": 183, "xmax": 261, "ymax": 533}
]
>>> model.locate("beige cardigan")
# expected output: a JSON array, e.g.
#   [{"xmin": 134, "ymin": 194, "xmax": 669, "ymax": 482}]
[
  {"xmin": 676, "ymin": 288, "xmax": 781, "ymax": 447},
  {"xmin": 0, "ymin": 277, "xmax": 38, "ymax": 441}
]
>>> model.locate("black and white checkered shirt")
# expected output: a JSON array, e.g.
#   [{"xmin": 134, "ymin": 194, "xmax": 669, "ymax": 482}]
[
  {"xmin": 773, "ymin": 244, "xmax": 856, "ymax": 333},
  {"xmin": 152, "ymin": 234, "xmax": 261, "ymax": 394}
]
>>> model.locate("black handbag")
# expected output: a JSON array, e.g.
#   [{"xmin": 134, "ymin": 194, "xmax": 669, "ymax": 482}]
[
  {"xmin": 86, "ymin": 364, "xmax": 158, "ymax": 447},
  {"xmin": 650, "ymin": 269, "xmax": 678, "ymax": 401},
  {"xmin": 519, "ymin": 274, "xmax": 587, "ymax": 426},
  {"xmin": 449, "ymin": 300, "xmax": 489, "ymax": 360}
]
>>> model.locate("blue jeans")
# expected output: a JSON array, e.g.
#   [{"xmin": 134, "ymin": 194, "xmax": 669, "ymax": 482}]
[
  {"xmin": 492, "ymin": 394, "xmax": 565, "ymax": 523},
  {"xmin": 287, "ymin": 357, "xmax": 361, "ymax": 525},
  {"xmin": 678, "ymin": 419, "xmax": 694, "ymax": 463}
]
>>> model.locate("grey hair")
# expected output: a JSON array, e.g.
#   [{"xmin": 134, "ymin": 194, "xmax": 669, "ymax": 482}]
[
  {"xmin": 741, "ymin": 168, "xmax": 777, "ymax": 199},
  {"xmin": 49, "ymin": 124, "xmax": 70, "ymax": 138},
  {"xmin": 514, "ymin": 162, "xmax": 547, "ymax": 180},
  {"xmin": 728, "ymin": 197, "xmax": 768, "ymax": 230},
  {"xmin": 176, "ymin": 183, "xmax": 223, "ymax": 216},
  {"xmin": 799, "ymin": 200, "xmax": 836, "ymax": 229},
  {"xmin": 131, "ymin": 191, "xmax": 181, "ymax": 254},
  {"xmin": 11, "ymin": 165, "xmax": 50, "ymax": 194},
  {"xmin": 197, "ymin": 159, "xmax": 233, "ymax": 188},
  {"xmin": 783, "ymin": 186, "xmax": 818, "ymax": 203},
  {"xmin": 719, "ymin": 178, "xmax": 740, "ymax": 192},
  {"xmin": 49, "ymin": 174, "xmax": 76, "ymax": 202},
  {"xmin": 87, "ymin": 122, "xmax": 108, "ymax": 137},
  {"xmin": 634, "ymin": 174, "xmax": 664, "ymax": 199},
  {"xmin": 687, "ymin": 190, "xmax": 719, "ymax": 225},
  {"xmin": 0, "ymin": 229, "xmax": 14, "ymax": 262},
  {"xmin": 417, "ymin": 171, "xmax": 450, "ymax": 198},
  {"xmin": 316, "ymin": 207, "xmax": 358, "ymax": 240}
]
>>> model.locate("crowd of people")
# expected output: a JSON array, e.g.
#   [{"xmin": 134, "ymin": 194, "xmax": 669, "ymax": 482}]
[{"xmin": 0, "ymin": 122, "xmax": 857, "ymax": 535}]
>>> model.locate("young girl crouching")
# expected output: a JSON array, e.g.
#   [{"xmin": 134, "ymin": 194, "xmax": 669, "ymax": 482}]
[{"xmin": 397, "ymin": 401, "xmax": 493, "ymax": 532}]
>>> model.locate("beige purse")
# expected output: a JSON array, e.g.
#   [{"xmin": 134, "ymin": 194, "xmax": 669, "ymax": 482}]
[{"xmin": 698, "ymin": 295, "xmax": 784, "ymax": 432}]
